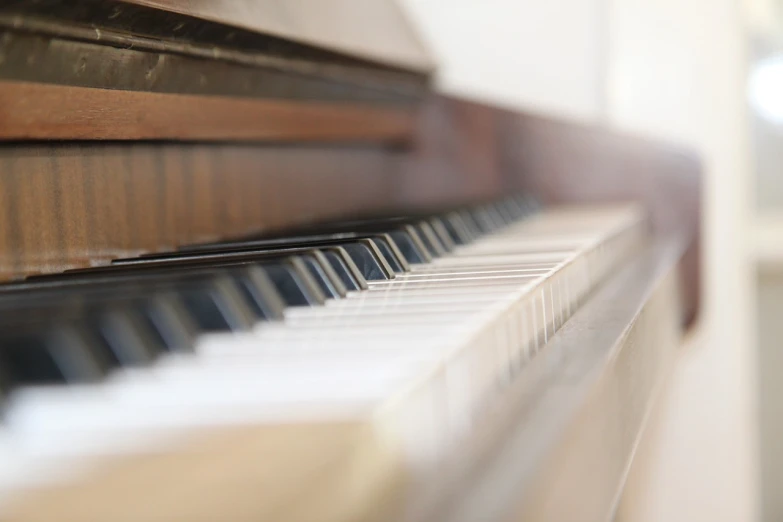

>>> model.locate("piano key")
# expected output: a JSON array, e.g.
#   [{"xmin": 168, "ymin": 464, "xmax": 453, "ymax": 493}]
[
  {"xmin": 32, "ymin": 259, "xmax": 321, "ymax": 317},
  {"xmin": 229, "ymin": 266, "xmax": 287, "ymax": 321},
  {"xmin": 0, "ymin": 364, "xmax": 11, "ymax": 416},
  {"xmin": 320, "ymin": 248, "xmax": 368, "ymax": 291},
  {"xmin": 175, "ymin": 276, "xmax": 257, "ymax": 332},
  {"xmin": 340, "ymin": 241, "xmax": 395, "ymax": 280},
  {"xmin": 263, "ymin": 261, "xmax": 326, "ymax": 307},
  {"xmin": 0, "ymin": 201, "xmax": 646, "ymax": 511},
  {"xmin": 0, "ymin": 325, "xmax": 109, "ymax": 386},
  {"xmin": 299, "ymin": 255, "xmax": 343, "ymax": 299},
  {"xmin": 134, "ymin": 294, "xmax": 199, "ymax": 353},
  {"xmin": 472, "ymin": 206, "xmax": 502, "ymax": 233},
  {"xmin": 459, "ymin": 209, "xmax": 485, "ymax": 237},
  {"xmin": 90, "ymin": 309, "xmax": 159, "ymax": 367},
  {"xmin": 306, "ymin": 251, "xmax": 348, "ymax": 298},
  {"xmin": 159, "ymin": 240, "xmax": 389, "ymax": 285},
  {"xmin": 403, "ymin": 225, "xmax": 439, "ymax": 259},
  {"xmin": 387, "ymin": 229, "xmax": 431, "ymax": 264},
  {"xmin": 440, "ymin": 213, "xmax": 473, "ymax": 245},
  {"xmin": 415, "ymin": 222, "xmax": 447, "ymax": 257},
  {"xmin": 428, "ymin": 218, "xmax": 457, "ymax": 252},
  {"xmin": 367, "ymin": 235, "xmax": 410, "ymax": 274}
]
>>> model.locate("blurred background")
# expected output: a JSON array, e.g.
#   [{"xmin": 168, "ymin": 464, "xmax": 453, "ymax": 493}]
[{"xmin": 399, "ymin": 0, "xmax": 770, "ymax": 520}]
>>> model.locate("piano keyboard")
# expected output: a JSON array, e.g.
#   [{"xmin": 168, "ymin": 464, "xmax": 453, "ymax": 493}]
[{"xmin": 0, "ymin": 197, "xmax": 646, "ymax": 521}]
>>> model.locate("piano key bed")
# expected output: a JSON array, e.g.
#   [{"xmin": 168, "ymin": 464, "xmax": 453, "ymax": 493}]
[{"xmin": 0, "ymin": 197, "xmax": 681, "ymax": 522}]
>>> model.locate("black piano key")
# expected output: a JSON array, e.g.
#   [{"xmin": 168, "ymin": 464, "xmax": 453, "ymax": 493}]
[
  {"xmin": 207, "ymin": 276, "xmax": 259, "ymax": 329},
  {"xmin": 321, "ymin": 247, "xmax": 368, "ymax": 291},
  {"xmin": 16, "ymin": 266, "xmax": 269, "ymax": 333},
  {"xmin": 264, "ymin": 261, "xmax": 325, "ymax": 307},
  {"xmin": 310, "ymin": 251, "xmax": 348, "ymax": 297},
  {"xmin": 471, "ymin": 206, "xmax": 498, "ymax": 233},
  {"xmin": 176, "ymin": 277, "xmax": 256, "ymax": 332},
  {"xmin": 137, "ymin": 294, "xmax": 199, "ymax": 353},
  {"xmin": 387, "ymin": 230, "xmax": 431, "ymax": 264},
  {"xmin": 415, "ymin": 222, "xmax": 447, "ymax": 257},
  {"xmin": 403, "ymin": 225, "xmax": 438, "ymax": 259},
  {"xmin": 177, "ymin": 288, "xmax": 232, "ymax": 332},
  {"xmin": 109, "ymin": 243, "xmax": 361, "ymax": 302},
  {"xmin": 285, "ymin": 257, "xmax": 328, "ymax": 304},
  {"xmin": 485, "ymin": 204, "xmax": 509, "ymax": 228},
  {"xmin": 368, "ymin": 236, "xmax": 408, "ymax": 274},
  {"xmin": 0, "ymin": 325, "xmax": 109, "ymax": 385},
  {"xmin": 230, "ymin": 266, "xmax": 287, "ymax": 321},
  {"xmin": 300, "ymin": 254, "xmax": 343, "ymax": 299},
  {"xmin": 0, "ymin": 362, "xmax": 12, "ymax": 415},
  {"xmin": 441, "ymin": 213, "xmax": 471, "ymax": 245},
  {"xmin": 459, "ymin": 209, "xmax": 484, "ymax": 237},
  {"xmin": 428, "ymin": 218, "xmax": 456, "ymax": 252},
  {"xmin": 91, "ymin": 309, "xmax": 159, "ymax": 367},
  {"xmin": 341, "ymin": 241, "xmax": 395, "ymax": 280},
  {"xmin": 377, "ymin": 234, "xmax": 411, "ymax": 271}
]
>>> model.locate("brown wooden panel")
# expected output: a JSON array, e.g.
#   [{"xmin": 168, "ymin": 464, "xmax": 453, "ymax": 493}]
[
  {"xmin": 0, "ymin": 94, "xmax": 702, "ymax": 323},
  {"xmin": 0, "ymin": 81, "xmax": 417, "ymax": 142}
]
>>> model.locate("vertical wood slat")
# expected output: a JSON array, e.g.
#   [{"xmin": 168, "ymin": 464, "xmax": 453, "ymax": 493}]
[
  {"xmin": 0, "ymin": 151, "xmax": 24, "ymax": 275},
  {"xmin": 92, "ymin": 145, "xmax": 131, "ymax": 259},
  {"xmin": 159, "ymin": 147, "xmax": 189, "ymax": 250},
  {"xmin": 58, "ymin": 149, "xmax": 89, "ymax": 265},
  {"xmin": 8, "ymin": 148, "xmax": 60, "ymax": 274}
]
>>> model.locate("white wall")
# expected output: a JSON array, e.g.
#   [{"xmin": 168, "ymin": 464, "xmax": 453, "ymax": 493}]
[
  {"xmin": 400, "ymin": 0, "xmax": 606, "ymax": 121},
  {"xmin": 607, "ymin": 0, "xmax": 756, "ymax": 520},
  {"xmin": 402, "ymin": 0, "xmax": 757, "ymax": 520}
]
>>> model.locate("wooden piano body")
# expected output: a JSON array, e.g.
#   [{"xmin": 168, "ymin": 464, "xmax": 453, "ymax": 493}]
[{"xmin": 0, "ymin": 2, "xmax": 701, "ymax": 521}]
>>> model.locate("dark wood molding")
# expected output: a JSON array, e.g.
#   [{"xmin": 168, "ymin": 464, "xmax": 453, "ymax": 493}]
[
  {"xmin": 0, "ymin": 31, "xmax": 421, "ymax": 104},
  {"xmin": 0, "ymin": 0, "xmax": 432, "ymax": 82},
  {"xmin": 0, "ymin": 81, "xmax": 417, "ymax": 142}
]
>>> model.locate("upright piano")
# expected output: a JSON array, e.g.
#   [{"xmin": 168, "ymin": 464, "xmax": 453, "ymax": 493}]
[{"xmin": 0, "ymin": 2, "xmax": 702, "ymax": 521}]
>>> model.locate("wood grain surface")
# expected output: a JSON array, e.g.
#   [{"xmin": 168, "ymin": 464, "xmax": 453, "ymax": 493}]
[{"xmin": 0, "ymin": 81, "xmax": 417, "ymax": 142}]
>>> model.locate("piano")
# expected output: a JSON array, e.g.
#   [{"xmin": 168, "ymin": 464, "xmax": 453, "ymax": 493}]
[{"xmin": 0, "ymin": 2, "xmax": 701, "ymax": 521}]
